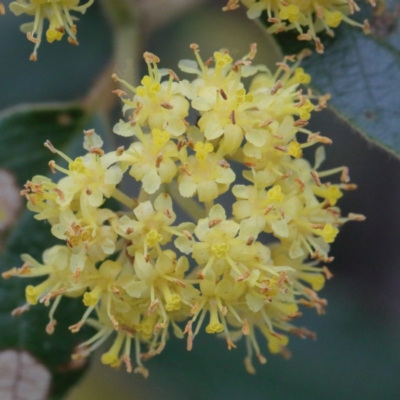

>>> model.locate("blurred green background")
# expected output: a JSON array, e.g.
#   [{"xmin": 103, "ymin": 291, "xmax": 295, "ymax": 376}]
[{"xmin": 0, "ymin": 0, "xmax": 399, "ymax": 399}]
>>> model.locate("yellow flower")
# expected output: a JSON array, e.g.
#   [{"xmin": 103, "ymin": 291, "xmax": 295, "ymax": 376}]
[
  {"xmin": 113, "ymin": 52, "xmax": 189, "ymax": 137},
  {"xmin": 117, "ymin": 193, "xmax": 194, "ymax": 257},
  {"xmin": 2, "ymin": 245, "xmax": 89, "ymax": 333},
  {"xmin": 43, "ymin": 131, "xmax": 123, "ymax": 209},
  {"xmin": 178, "ymin": 150, "xmax": 235, "ymax": 202},
  {"xmin": 9, "ymin": 0, "xmax": 94, "ymax": 60},
  {"xmin": 117, "ymin": 128, "xmax": 180, "ymax": 194},
  {"xmin": 226, "ymin": 0, "xmax": 373, "ymax": 53},
  {"xmin": 7, "ymin": 48, "xmax": 363, "ymax": 376}
]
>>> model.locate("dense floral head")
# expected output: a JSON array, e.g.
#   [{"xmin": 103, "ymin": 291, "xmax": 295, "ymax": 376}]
[
  {"xmin": 3, "ymin": 45, "xmax": 364, "ymax": 376},
  {"xmin": 223, "ymin": 0, "xmax": 374, "ymax": 53},
  {"xmin": 9, "ymin": 0, "xmax": 94, "ymax": 60}
]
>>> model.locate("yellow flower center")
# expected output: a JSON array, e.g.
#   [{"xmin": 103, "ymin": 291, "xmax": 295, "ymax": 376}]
[
  {"xmin": 214, "ymin": 51, "xmax": 233, "ymax": 68},
  {"xmin": 194, "ymin": 142, "xmax": 214, "ymax": 160},
  {"xmin": 294, "ymin": 68, "xmax": 311, "ymax": 84},
  {"xmin": 146, "ymin": 229, "xmax": 163, "ymax": 247},
  {"xmin": 320, "ymin": 224, "xmax": 339, "ymax": 243},
  {"xmin": 69, "ymin": 157, "xmax": 86, "ymax": 173},
  {"xmin": 137, "ymin": 75, "xmax": 161, "ymax": 97},
  {"xmin": 165, "ymin": 294, "xmax": 181, "ymax": 311},
  {"xmin": 287, "ymin": 141, "xmax": 303, "ymax": 158},
  {"xmin": 325, "ymin": 10, "xmax": 343, "ymax": 28},
  {"xmin": 206, "ymin": 303, "xmax": 224, "ymax": 334},
  {"xmin": 267, "ymin": 185, "xmax": 284, "ymax": 202},
  {"xmin": 211, "ymin": 242, "xmax": 230, "ymax": 258},
  {"xmin": 279, "ymin": 5, "xmax": 300, "ymax": 23},
  {"xmin": 152, "ymin": 128, "xmax": 170, "ymax": 147},
  {"xmin": 313, "ymin": 185, "xmax": 343, "ymax": 205},
  {"xmin": 299, "ymin": 99, "xmax": 314, "ymax": 120}
]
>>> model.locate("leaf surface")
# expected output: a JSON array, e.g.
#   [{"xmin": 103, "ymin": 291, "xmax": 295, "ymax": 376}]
[{"xmin": 0, "ymin": 104, "xmax": 100, "ymax": 399}]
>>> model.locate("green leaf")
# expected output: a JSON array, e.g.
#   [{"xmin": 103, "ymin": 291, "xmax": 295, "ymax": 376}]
[
  {"xmin": 259, "ymin": 4, "xmax": 400, "ymax": 157},
  {"xmin": 0, "ymin": 104, "xmax": 85, "ymax": 185},
  {"xmin": 0, "ymin": 104, "xmax": 100, "ymax": 399},
  {"xmin": 301, "ymin": 23, "xmax": 400, "ymax": 157}
]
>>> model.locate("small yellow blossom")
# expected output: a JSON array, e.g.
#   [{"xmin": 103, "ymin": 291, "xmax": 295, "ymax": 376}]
[
  {"xmin": 224, "ymin": 0, "xmax": 374, "ymax": 53},
  {"xmin": 287, "ymin": 141, "xmax": 303, "ymax": 158},
  {"xmin": 113, "ymin": 53, "xmax": 189, "ymax": 137},
  {"xmin": 117, "ymin": 128, "xmax": 180, "ymax": 194},
  {"xmin": 9, "ymin": 0, "xmax": 94, "ymax": 60},
  {"xmin": 6, "ymin": 47, "xmax": 363, "ymax": 376},
  {"xmin": 178, "ymin": 150, "xmax": 235, "ymax": 202}
]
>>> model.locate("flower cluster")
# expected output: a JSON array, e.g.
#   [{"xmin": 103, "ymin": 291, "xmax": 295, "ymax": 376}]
[
  {"xmin": 9, "ymin": 0, "xmax": 94, "ymax": 61},
  {"xmin": 3, "ymin": 45, "xmax": 364, "ymax": 376},
  {"xmin": 223, "ymin": 0, "xmax": 374, "ymax": 53}
]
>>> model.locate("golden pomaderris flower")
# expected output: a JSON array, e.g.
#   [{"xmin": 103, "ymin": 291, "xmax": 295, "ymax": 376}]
[
  {"xmin": 223, "ymin": 0, "xmax": 375, "ymax": 53},
  {"xmin": 9, "ymin": 0, "xmax": 94, "ymax": 61},
  {"xmin": 3, "ymin": 44, "xmax": 365, "ymax": 376}
]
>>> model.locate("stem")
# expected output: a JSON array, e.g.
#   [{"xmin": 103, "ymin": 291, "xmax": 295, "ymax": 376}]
[
  {"xmin": 138, "ymin": 186, "xmax": 149, "ymax": 203},
  {"xmin": 166, "ymin": 182, "xmax": 206, "ymax": 222},
  {"xmin": 112, "ymin": 188, "xmax": 136, "ymax": 209},
  {"xmin": 204, "ymin": 201, "xmax": 214, "ymax": 214},
  {"xmin": 101, "ymin": 0, "xmax": 142, "ymax": 86}
]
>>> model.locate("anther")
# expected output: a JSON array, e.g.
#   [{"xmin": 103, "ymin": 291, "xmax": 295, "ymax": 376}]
[
  {"xmin": 161, "ymin": 102, "xmax": 174, "ymax": 110},
  {"xmin": 183, "ymin": 230, "xmax": 193, "ymax": 240},
  {"xmin": 340, "ymin": 167, "xmax": 350, "ymax": 183},
  {"xmin": 44, "ymin": 140, "xmax": 57, "ymax": 153},
  {"xmin": 236, "ymin": 271, "xmax": 250, "ymax": 282},
  {"xmin": 315, "ymin": 38, "xmax": 324, "ymax": 54},
  {"xmin": 112, "ymin": 89, "xmax": 127, "ymax": 97},
  {"xmin": 46, "ymin": 320, "xmax": 57, "ymax": 335},
  {"xmin": 363, "ymin": 19, "xmax": 371, "ymax": 34},
  {"xmin": 348, "ymin": 213, "xmax": 366, "ymax": 221},
  {"xmin": 208, "ymin": 218, "xmax": 222, "ymax": 228},
  {"xmin": 68, "ymin": 38, "xmax": 79, "ymax": 46},
  {"xmin": 218, "ymin": 159, "xmax": 231, "ymax": 168},
  {"xmin": 155, "ymin": 152, "xmax": 163, "ymax": 168},
  {"xmin": 168, "ymin": 69, "xmax": 180, "ymax": 81},
  {"xmin": 246, "ymin": 236, "xmax": 255, "ymax": 246},
  {"xmin": 69, "ymin": 321, "xmax": 84, "ymax": 333},
  {"xmin": 276, "ymin": 62, "xmax": 290, "ymax": 73},
  {"xmin": 89, "ymin": 147, "xmax": 104, "ymax": 156},
  {"xmin": 222, "ymin": 0, "xmax": 240, "ymax": 11},
  {"xmin": 147, "ymin": 299, "xmax": 159, "ymax": 316},
  {"xmin": 173, "ymin": 279, "xmax": 187, "ymax": 288},
  {"xmin": 297, "ymin": 31, "xmax": 312, "ymax": 41},
  {"xmin": 294, "ymin": 119, "xmax": 308, "ymax": 127},
  {"xmin": 230, "ymin": 110, "xmax": 236, "ymax": 125},
  {"xmin": 54, "ymin": 188, "xmax": 65, "ymax": 201},
  {"xmin": 259, "ymin": 118, "xmax": 274, "ymax": 128},
  {"xmin": 204, "ymin": 57, "xmax": 213, "ymax": 67},
  {"xmin": 219, "ymin": 89, "xmax": 228, "ymax": 100},
  {"xmin": 183, "ymin": 320, "xmax": 194, "ymax": 351},
  {"xmin": 27, "ymin": 32, "xmax": 40, "ymax": 44},
  {"xmin": 163, "ymin": 208, "xmax": 173, "ymax": 219},
  {"xmin": 323, "ymin": 266, "xmax": 334, "ymax": 279},
  {"xmin": 270, "ymin": 80, "xmax": 284, "ymax": 95},
  {"xmin": 310, "ymin": 170, "xmax": 321, "ymax": 186},
  {"xmin": 242, "ymin": 319, "xmax": 250, "ymax": 335},
  {"xmin": 48, "ymin": 160, "xmax": 56, "ymax": 174},
  {"xmin": 143, "ymin": 52, "xmax": 160, "ymax": 64},
  {"xmin": 295, "ymin": 178, "xmax": 305, "ymax": 192},
  {"xmin": 11, "ymin": 304, "xmax": 30, "ymax": 317}
]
